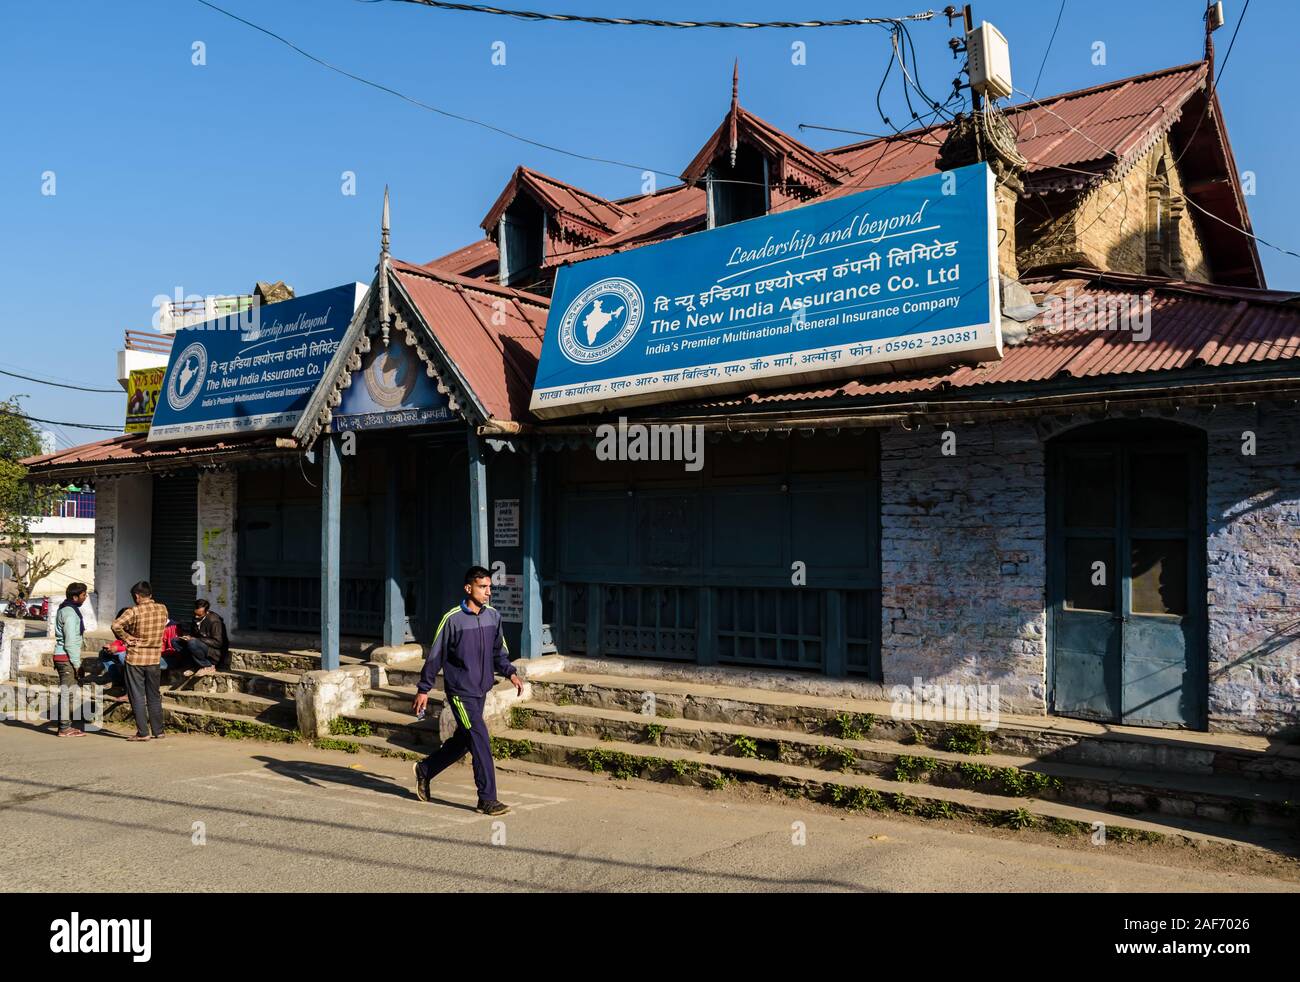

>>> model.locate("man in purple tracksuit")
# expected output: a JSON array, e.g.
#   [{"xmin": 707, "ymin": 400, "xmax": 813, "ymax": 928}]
[{"xmin": 412, "ymin": 565, "xmax": 522, "ymax": 816}]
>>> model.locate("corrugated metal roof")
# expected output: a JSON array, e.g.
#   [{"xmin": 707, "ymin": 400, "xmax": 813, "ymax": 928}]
[
  {"xmin": 427, "ymin": 62, "xmax": 1217, "ymax": 280},
  {"xmin": 21, "ymin": 433, "xmax": 286, "ymax": 473},
  {"xmin": 685, "ymin": 270, "xmax": 1300, "ymax": 410},
  {"xmin": 391, "ymin": 260, "xmax": 547, "ymax": 422}
]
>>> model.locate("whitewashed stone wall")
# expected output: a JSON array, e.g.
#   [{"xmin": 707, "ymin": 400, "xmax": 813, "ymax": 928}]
[
  {"xmin": 196, "ymin": 471, "xmax": 238, "ymax": 632},
  {"xmin": 1205, "ymin": 406, "xmax": 1300, "ymax": 734},
  {"xmin": 879, "ymin": 421, "xmax": 1048, "ymax": 714},
  {"xmin": 879, "ymin": 408, "xmax": 1300, "ymax": 735}
]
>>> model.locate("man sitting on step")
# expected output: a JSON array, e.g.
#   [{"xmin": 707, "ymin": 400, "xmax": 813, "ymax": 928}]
[
  {"xmin": 172, "ymin": 599, "xmax": 228, "ymax": 678},
  {"xmin": 411, "ymin": 565, "xmax": 523, "ymax": 817}
]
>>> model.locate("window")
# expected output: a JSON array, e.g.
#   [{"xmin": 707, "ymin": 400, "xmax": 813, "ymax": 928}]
[
  {"xmin": 706, "ymin": 143, "xmax": 769, "ymax": 229},
  {"xmin": 498, "ymin": 194, "xmax": 545, "ymax": 287}
]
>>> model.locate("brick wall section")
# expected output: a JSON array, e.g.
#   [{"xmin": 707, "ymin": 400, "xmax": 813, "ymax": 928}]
[
  {"xmin": 879, "ymin": 421, "xmax": 1048, "ymax": 714},
  {"xmin": 1205, "ymin": 406, "xmax": 1300, "ymax": 734},
  {"xmin": 196, "ymin": 471, "xmax": 238, "ymax": 632}
]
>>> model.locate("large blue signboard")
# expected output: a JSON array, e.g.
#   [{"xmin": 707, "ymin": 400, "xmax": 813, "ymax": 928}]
[
  {"xmin": 531, "ymin": 162, "xmax": 1001, "ymax": 418},
  {"xmin": 330, "ymin": 339, "xmax": 454, "ymax": 432},
  {"xmin": 148, "ymin": 283, "xmax": 365, "ymax": 442}
]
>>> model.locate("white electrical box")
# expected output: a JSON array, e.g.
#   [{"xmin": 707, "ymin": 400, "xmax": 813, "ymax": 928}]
[{"xmin": 967, "ymin": 21, "xmax": 1013, "ymax": 100}]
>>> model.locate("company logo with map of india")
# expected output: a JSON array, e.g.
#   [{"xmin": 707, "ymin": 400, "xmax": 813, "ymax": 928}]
[{"xmin": 556, "ymin": 277, "xmax": 644, "ymax": 365}]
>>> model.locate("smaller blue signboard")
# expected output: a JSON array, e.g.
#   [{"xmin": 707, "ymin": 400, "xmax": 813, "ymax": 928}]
[
  {"xmin": 530, "ymin": 163, "xmax": 1002, "ymax": 418},
  {"xmin": 330, "ymin": 339, "xmax": 454, "ymax": 432},
  {"xmin": 148, "ymin": 284, "xmax": 366, "ymax": 443}
]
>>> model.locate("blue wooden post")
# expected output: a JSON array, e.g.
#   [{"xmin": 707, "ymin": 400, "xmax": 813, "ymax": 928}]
[
  {"xmin": 383, "ymin": 453, "xmax": 405, "ymax": 646},
  {"xmin": 467, "ymin": 428, "xmax": 489, "ymax": 567},
  {"xmin": 521, "ymin": 443, "xmax": 542, "ymax": 659},
  {"xmin": 320, "ymin": 433, "xmax": 342, "ymax": 670}
]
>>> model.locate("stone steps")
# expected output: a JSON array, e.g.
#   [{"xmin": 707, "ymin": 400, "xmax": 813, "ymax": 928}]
[
  {"xmin": 529, "ymin": 671, "xmax": 1300, "ymax": 783},
  {"xmin": 515, "ymin": 700, "xmax": 1300, "ymax": 829},
  {"xmin": 483, "ymin": 724, "xmax": 1295, "ymax": 851},
  {"xmin": 334, "ymin": 706, "xmax": 445, "ymax": 747}
]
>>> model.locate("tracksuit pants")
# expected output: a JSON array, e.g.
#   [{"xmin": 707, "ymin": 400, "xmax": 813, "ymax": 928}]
[
  {"xmin": 124, "ymin": 663, "xmax": 164, "ymax": 737},
  {"xmin": 418, "ymin": 693, "xmax": 497, "ymax": 803}
]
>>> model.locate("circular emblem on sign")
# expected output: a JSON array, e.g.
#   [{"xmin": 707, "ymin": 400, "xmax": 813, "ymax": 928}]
[
  {"xmin": 166, "ymin": 341, "xmax": 209, "ymax": 412},
  {"xmin": 557, "ymin": 277, "xmax": 644, "ymax": 364},
  {"xmin": 363, "ymin": 347, "xmax": 417, "ymax": 409}
]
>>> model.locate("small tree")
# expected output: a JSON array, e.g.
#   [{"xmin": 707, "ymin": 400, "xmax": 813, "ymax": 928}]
[
  {"xmin": 0, "ymin": 396, "xmax": 56, "ymax": 598},
  {"xmin": 15, "ymin": 551, "xmax": 72, "ymax": 600}
]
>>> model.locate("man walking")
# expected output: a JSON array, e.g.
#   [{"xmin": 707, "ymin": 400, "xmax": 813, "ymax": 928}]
[
  {"xmin": 411, "ymin": 566, "xmax": 522, "ymax": 816},
  {"xmin": 173, "ymin": 599, "xmax": 228, "ymax": 677},
  {"xmin": 52, "ymin": 582, "xmax": 88, "ymax": 737},
  {"xmin": 111, "ymin": 581, "xmax": 169, "ymax": 743}
]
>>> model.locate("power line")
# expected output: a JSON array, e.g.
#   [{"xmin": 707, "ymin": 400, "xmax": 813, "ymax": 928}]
[
  {"xmin": 1030, "ymin": 0, "xmax": 1066, "ymax": 100},
  {"xmin": 0, "ymin": 409, "xmax": 122, "ymax": 433},
  {"xmin": 195, "ymin": 0, "xmax": 680, "ymax": 179},
  {"xmin": 0, "ymin": 368, "xmax": 120, "ymax": 394},
  {"xmin": 1174, "ymin": 0, "xmax": 1250, "ymax": 168},
  {"xmin": 1184, "ymin": 195, "xmax": 1300, "ymax": 262},
  {"xmin": 369, "ymin": 0, "xmax": 937, "ymax": 29}
]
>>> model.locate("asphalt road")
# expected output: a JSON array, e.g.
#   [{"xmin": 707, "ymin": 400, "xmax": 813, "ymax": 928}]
[{"xmin": 1, "ymin": 720, "xmax": 1296, "ymax": 893}]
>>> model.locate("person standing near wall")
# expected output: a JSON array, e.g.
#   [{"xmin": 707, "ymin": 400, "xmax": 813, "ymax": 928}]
[
  {"xmin": 411, "ymin": 566, "xmax": 522, "ymax": 816},
  {"xmin": 111, "ymin": 581, "xmax": 169, "ymax": 743},
  {"xmin": 52, "ymin": 582, "xmax": 88, "ymax": 737}
]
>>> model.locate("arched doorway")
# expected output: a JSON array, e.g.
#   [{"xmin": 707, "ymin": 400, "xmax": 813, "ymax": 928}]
[{"xmin": 1047, "ymin": 420, "xmax": 1207, "ymax": 729}]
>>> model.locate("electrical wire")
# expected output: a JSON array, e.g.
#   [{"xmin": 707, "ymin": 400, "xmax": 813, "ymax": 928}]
[
  {"xmin": 368, "ymin": 0, "xmax": 937, "ymax": 29},
  {"xmin": 1184, "ymin": 195, "xmax": 1300, "ymax": 262},
  {"xmin": 0, "ymin": 409, "xmax": 122, "ymax": 433},
  {"xmin": 0, "ymin": 368, "xmax": 120, "ymax": 394},
  {"xmin": 1030, "ymin": 0, "xmax": 1066, "ymax": 100},
  {"xmin": 1173, "ymin": 0, "xmax": 1250, "ymax": 168}
]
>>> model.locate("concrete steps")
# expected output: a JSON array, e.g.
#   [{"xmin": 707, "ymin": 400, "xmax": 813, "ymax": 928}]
[
  {"xmin": 530, "ymin": 671, "xmax": 1300, "ymax": 783},
  {"xmin": 514, "ymin": 699, "xmax": 1300, "ymax": 829},
  {"xmin": 484, "ymin": 724, "xmax": 1295, "ymax": 851}
]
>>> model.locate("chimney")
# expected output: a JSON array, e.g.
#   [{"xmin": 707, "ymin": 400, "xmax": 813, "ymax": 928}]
[{"xmin": 937, "ymin": 108, "xmax": 1027, "ymax": 279}]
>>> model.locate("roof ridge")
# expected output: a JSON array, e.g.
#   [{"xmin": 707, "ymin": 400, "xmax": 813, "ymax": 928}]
[{"xmin": 393, "ymin": 258, "xmax": 551, "ymax": 307}]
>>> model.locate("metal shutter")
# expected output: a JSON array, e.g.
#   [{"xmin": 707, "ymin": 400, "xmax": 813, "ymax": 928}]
[{"xmin": 150, "ymin": 473, "xmax": 198, "ymax": 618}]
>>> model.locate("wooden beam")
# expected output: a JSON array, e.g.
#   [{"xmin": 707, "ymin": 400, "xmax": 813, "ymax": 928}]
[
  {"xmin": 467, "ymin": 427, "xmax": 489, "ymax": 568},
  {"xmin": 521, "ymin": 443, "xmax": 542, "ymax": 659},
  {"xmin": 383, "ymin": 452, "xmax": 405, "ymax": 647},
  {"xmin": 320, "ymin": 434, "xmax": 342, "ymax": 670}
]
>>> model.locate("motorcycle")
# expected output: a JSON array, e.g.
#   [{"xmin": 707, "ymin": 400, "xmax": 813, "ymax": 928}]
[{"xmin": 4, "ymin": 598, "xmax": 29, "ymax": 618}]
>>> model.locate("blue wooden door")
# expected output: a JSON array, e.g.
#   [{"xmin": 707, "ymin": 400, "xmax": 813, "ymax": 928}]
[{"xmin": 1049, "ymin": 424, "xmax": 1206, "ymax": 729}]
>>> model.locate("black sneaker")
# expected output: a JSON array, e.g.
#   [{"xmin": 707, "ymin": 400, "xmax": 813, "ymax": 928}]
[
  {"xmin": 476, "ymin": 799, "xmax": 510, "ymax": 816},
  {"xmin": 413, "ymin": 762, "xmax": 431, "ymax": 802}
]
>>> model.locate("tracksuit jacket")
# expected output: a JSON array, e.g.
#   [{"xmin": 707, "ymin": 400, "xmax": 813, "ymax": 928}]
[{"xmin": 417, "ymin": 600, "xmax": 517, "ymax": 697}]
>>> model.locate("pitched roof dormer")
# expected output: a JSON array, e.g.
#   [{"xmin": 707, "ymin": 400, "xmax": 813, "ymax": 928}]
[{"xmin": 681, "ymin": 63, "xmax": 849, "ymax": 224}]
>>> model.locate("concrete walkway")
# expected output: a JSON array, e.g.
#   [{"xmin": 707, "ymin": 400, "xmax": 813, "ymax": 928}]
[{"xmin": 1, "ymin": 722, "xmax": 1296, "ymax": 892}]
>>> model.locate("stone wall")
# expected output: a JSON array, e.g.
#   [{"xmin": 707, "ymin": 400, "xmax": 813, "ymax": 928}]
[
  {"xmin": 197, "ymin": 471, "xmax": 237, "ymax": 631},
  {"xmin": 879, "ymin": 421, "xmax": 1048, "ymax": 714},
  {"xmin": 878, "ymin": 408, "xmax": 1300, "ymax": 735},
  {"xmin": 1204, "ymin": 405, "xmax": 1300, "ymax": 734}
]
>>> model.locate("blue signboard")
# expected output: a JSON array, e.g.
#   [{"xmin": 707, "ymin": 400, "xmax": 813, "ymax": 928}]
[
  {"xmin": 148, "ymin": 284, "xmax": 366, "ymax": 442},
  {"xmin": 330, "ymin": 339, "xmax": 454, "ymax": 432},
  {"xmin": 531, "ymin": 162, "xmax": 1001, "ymax": 418}
]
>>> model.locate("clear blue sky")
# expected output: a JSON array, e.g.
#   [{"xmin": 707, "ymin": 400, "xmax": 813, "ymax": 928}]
[{"xmin": 3, "ymin": 0, "xmax": 1296, "ymax": 447}]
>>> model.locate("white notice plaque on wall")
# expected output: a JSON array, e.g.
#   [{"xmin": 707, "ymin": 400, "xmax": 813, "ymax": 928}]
[
  {"xmin": 492, "ymin": 574, "xmax": 523, "ymax": 623},
  {"xmin": 493, "ymin": 499, "xmax": 520, "ymax": 548}
]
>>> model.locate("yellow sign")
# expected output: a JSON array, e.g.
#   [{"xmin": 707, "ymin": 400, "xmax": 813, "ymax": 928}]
[{"xmin": 125, "ymin": 367, "xmax": 164, "ymax": 433}]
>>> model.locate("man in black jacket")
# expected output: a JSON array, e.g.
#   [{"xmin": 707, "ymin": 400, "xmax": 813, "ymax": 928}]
[{"xmin": 173, "ymin": 599, "xmax": 229, "ymax": 677}]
